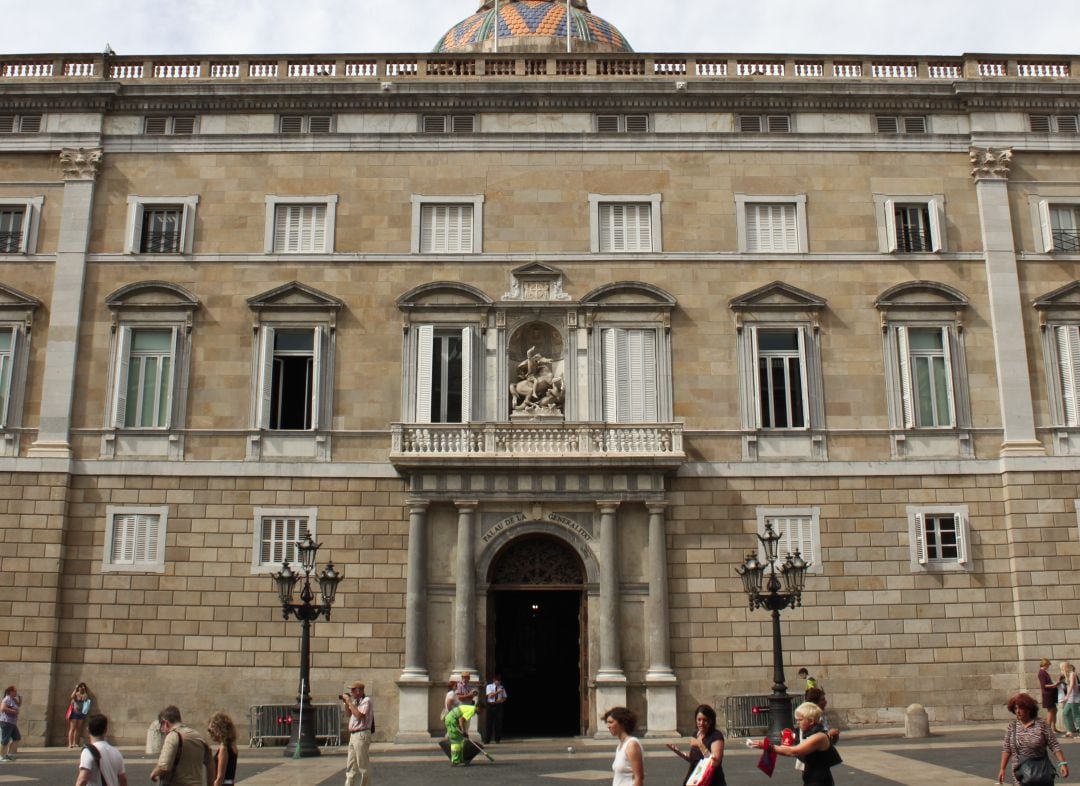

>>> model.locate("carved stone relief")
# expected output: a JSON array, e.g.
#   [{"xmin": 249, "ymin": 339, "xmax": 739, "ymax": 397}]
[{"xmin": 508, "ymin": 321, "xmax": 565, "ymax": 416}]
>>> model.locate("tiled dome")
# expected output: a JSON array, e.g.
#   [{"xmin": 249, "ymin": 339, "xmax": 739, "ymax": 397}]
[{"xmin": 435, "ymin": 1, "xmax": 632, "ymax": 54}]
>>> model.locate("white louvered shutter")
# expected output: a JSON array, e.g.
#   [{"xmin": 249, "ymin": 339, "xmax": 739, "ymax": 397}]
[
  {"xmin": 748, "ymin": 327, "xmax": 762, "ymax": 428},
  {"xmin": 112, "ymin": 326, "xmax": 133, "ymax": 427},
  {"xmin": 1039, "ymin": 201, "xmax": 1056, "ymax": 253},
  {"xmin": 1057, "ymin": 326, "xmax": 1080, "ymax": 426},
  {"xmin": 0, "ymin": 328, "xmax": 17, "ymax": 426},
  {"xmin": 257, "ymin": 327, "xmax": 275, "ymax": 428},
  {"xmin": 310, "ymin": 326, "xmax": 324, "ymax": 430},
  {"xmin": 627, "ymin": 204, "xmax": 651, "ymax": 251},
  {"xmin": 1030, "ymin": 115, "xmax": 1052, "ymax": 133},
  {"xmin": 415, "ymin": 325, "xmax": 434, "ymax": 423},
  {"xmin": 913, "ymin": 513, "xmax": 928, "ymax": 564},
  {"xmin": 162, "ymin": 326, "xmax": 179, "ymax": 428},
  {"xmin": 602, "ymin": 328, "xmax": 619, "ymax": 423},
  {"xmin": 955, "ymin": 513, "xmax": 969, "ymax": 565},
  {"xmin": 796, "ymin": 327, "xmax": 811, "ymax": 425},
  {"xmin": 460, "ymin": 327, "xmax": 472, "ymax": 424},
  {"xmin": 112, "ymin": 514, "xmax": 137, "ymax": 564},
  {"xmin": 137, "ymin": 514, "xmax": 159, "ymax": 563},
  {"xmin": 928, "ymin": 199, "xmax": 945, "ymax": 252},
  {"xmin": 603, "ymin": 328, "xmax": 657, "ymax": 422},
  {"xmin": 896, "ymin": 326, "xmax": 914, "ymax": 428},
  {"xmin": 596, "ymin": 115, "xmax": 620, "ymax": 133},
  {"xmin": 883, "ymin": 199, "xmax": 899, "ymax": 252},
  {"xmin": 941, "ymin": 326, "xmax": 957, "ymax": 427}
]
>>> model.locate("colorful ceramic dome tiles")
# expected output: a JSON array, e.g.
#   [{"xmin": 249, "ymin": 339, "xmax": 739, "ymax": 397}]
[{"xmin": 434, "ymin": 1, "xmax": 633, "ymax": 53}]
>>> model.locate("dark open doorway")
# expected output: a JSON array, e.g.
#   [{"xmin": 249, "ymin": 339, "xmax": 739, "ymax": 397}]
[{"xmin": 486, "ymin": 534, "xmax": 586, "ymax": 737}]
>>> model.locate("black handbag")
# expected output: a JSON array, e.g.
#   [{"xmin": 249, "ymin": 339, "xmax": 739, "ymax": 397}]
[{"xmin": 1012, "ymin": 720, "xmax": 1057, "ymax": 785}]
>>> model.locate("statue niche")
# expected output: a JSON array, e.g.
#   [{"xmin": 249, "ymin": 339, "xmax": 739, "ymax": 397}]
[{"xmin": 508, "ymin": 322, "xmax": 565, "ymax": 418}]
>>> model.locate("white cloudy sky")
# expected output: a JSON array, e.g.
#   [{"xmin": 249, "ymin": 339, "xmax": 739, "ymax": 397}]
[{"xmin": 2, "ymin": 0, "xmax": 1077, "ymax": 56}]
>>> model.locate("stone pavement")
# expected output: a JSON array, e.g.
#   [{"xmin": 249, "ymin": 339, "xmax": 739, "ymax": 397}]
[{"xmin": 0, "ymin": 723, "xmax": 1041, "ymax": 784}]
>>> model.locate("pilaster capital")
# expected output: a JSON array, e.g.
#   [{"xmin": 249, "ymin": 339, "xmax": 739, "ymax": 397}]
[
  {"xmin": 646, "ymin": 501, "xmax": 669, "ymax": 515},
  {"xmin": 970, "ymin": 146, "xmax": 1013, "ymax": 181},
  {"xmin": 454, "ymin": 500, "xmax": 480, "ymax": 511},
  {"xmin": 406, "ymin": 498, "xmax": 430, "ymax": 514},
  {"xmin": 596, "ymin": 501, "xmax": 621, "ymax": 515},
  {"xmin": 59, "ymin": 147, "xmax": 103, "ymax": 181}
]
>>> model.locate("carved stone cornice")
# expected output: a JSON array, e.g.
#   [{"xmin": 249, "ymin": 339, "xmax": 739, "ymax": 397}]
[
  {"xmin": 59, "ymin": 147, "xmax": 102, "ymax": 180},
  {"xmin": 969, "ymin": 146, "xmax": 1013, "ymax": 181}
]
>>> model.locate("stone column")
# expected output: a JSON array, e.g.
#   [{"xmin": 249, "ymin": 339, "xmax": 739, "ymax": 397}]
[
  {"xmin": 644, "ymin": 502, "xmax": 678, "ymax": 736},
  {"xmin": 29, "ymin": 148, "xmax": 102, "ymax": 459},
  {"xmin": 970, "ymin": 147, "xmax": 1045, "ymax": 457},
  {"xmin": 595, "ymin": 501, "xmax": 626, "ymax": 733},
  {"xmin": 452, "ymin": 500, "xmax": 479, "ymax": 676},
  {"xmin": 396, "ymin": 499, "xmax": 431, "ymax": 741}
]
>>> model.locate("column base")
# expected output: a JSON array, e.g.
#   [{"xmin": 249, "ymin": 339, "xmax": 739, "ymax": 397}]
[
  {"xmin": 645, "ymin": 671, "xmax": 678, "ymax": 737},
  {"xmin": 999, "ymin": 440, "xmax": 1046, "ymax": 457},
  {"xmin": 593, "ymin": 673, "xmax": 628, "ymax": 738},
  {"xmin": 396, "ymin": 674, "xmax": 432, "ymax": 742},
  {"xmin": 27, "ymin": 441, "xmax": 73, "ymax": 460}
]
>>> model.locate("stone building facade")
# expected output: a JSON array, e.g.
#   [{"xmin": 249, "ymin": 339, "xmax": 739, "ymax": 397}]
[{"xmin": 1, "ymin": 0, "xmax": 1080, "ymax": 745}]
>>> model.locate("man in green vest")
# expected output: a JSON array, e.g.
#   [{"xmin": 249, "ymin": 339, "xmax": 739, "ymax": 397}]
[{"xmin": 444, "ymin": 703, "xmax": 478, "ymax": 765}]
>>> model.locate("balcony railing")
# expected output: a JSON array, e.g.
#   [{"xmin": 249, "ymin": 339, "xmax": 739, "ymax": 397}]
[
  {"xmin": 0, "ymin": 231, "xmax": 23, "ymax": 253},
  {"xmin": 389, "ymin": 421, "xmax": 684, "ymax": 468},
  {"xmin": 1054, "ymin": 229, "xmax": 1080, "ymax": 253},
  {"xmin": 2, "ymin": 53, "xmax": 1078, "ymax": 85}
]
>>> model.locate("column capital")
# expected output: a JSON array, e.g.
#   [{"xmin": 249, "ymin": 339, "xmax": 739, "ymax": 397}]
[
  {"xmin": 406, "ymin": 498, "xmax": 430, "ymax": 512},
  {"xmin": 453, "ymin": 499, "xmax": 480, "ymax": 510},
  {"xmin": 596, "ymin": 500, "xmax": 621, "ymax": 514},
  {"xmin": 59, "ymin": 147, "xmax": 103, "ymax": 181},
  {"xmin": 970, "ymin": 146, "xmax": 1013, "ymax": 182},
  {"xmin": 646, "ymin": 501, "xmax": 669, "ymax": 514}
]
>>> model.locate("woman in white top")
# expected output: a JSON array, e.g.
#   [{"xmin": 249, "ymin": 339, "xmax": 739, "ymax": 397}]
[{"xmin": 604, "ymin": 706, "xmax": 644, "ymax": 786}]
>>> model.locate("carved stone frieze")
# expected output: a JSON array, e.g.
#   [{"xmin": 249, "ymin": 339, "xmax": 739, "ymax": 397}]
[
  {"xmin": 969, "ymin": 146, "xmax": 1013, "ymax": 181},
  {"xmin": 59, "ymin": 147, "xmax": 103, "ymax": 180}
]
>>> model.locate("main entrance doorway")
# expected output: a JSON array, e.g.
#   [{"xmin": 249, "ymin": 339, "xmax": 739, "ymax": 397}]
[{"xmin": 486, "ymin": 534, "xmax": 586, "ymax": 737}]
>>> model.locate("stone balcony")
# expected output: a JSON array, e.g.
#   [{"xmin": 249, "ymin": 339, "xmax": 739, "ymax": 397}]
[{"xmin": 389, "ymin": 421, "xmax": 684, "ymax": 470}]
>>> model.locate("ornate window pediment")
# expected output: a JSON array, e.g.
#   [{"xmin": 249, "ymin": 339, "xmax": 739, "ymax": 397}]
[
  {"xmin": 876, "ymin": 281, "xmax": 968, "ymax": 313},
  {"xmin": 1035, "ymin": 281, "xmax": 1080, "ymax": 323},
  {"xmin": 247, "ymin": 281, "xmax": 343, "ymax": 324},
  {"xmin": 503, "ymin": 263, "xmax": 571, "ymax": 302},
  {"xmin": 0, "ymin": 283, "xmax": 41, "ymax": 326},
  {"xmin": 730, "ymin": 281, "xmax": 825, "ymax": 330},
  {"xmin": 397, "ymin": 281, "xmax": 493, "ymax": 311}
]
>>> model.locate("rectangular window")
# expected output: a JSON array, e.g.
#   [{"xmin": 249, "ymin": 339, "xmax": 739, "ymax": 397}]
[
  {"xmin": 144, "ymin": 116, "xmax": 196, "ymax": 135},
  {"xmin": 420, "ymin": 204, "xmax": 474, "ymax": 253},
  {"xmin": 279, "ymin": 115, "xmax": 333, "ymax": 133},
  {"xmin": 757, "ymin": 508, "xmax": 822, "ymax": 573},
  {"xmin": 911, "ymin": 511, "xmax": 969, "ymax": 568},
  {"xmin": 876, "ymin": 115, "xmax": 927, "ymax": 134},
  {"xmin": 598, "ymin": 203, "xmax": 653, "ymax": 252},
  {"xmin": 0, "ymin": 115, "xmax": 42, "ymax": 134},
  {"xmin": 268, "ymin": 329, "xmax": 315, "ymax": 430},
  {"xmin": 1030, "ymin": 114, "xmax": 1079, "ymax": 133},
  {"xmin": 894, "ymin": 204, "xmax": 932, "ymax": 252},
  {"xmin": 414, "ymin": 325, "xmax": 472, "ymax": 424},
  {"xmin": 274, "ymin": 204, "xmax": 328, "ymax": 253},
  {"xmin": 103, "ymin": 507, "xmax": 168, "ymax": 573},
  {"xmin": 898, "ymin": 326, "xmax": 954, "ymax": 428},
  {"xmin": 756, "ymin": 328, "xmax": 807, "ymax": 429},
  {"xmin": 112, "ymin": 327, "xmax": 177, "ymax": 429},
  {"xmin": 745, "ymin": 203, "xmax": 798, "ymax": 252},
  {"xmin": 140, "ymin": 207, "xmax": 183, "ymax": 253},
  {"xmin": 258, "ymin": 514, "xmax": 309, "ymax": 566},
  {"xmin": 0, "ymin": 208, "xmax": 25, "ymax": 254},
  {"xmin": 737, "ymin": 114, "xmax": 791, "ymax": 133},
  {"xmin": 422, "ymin": 115, "xmax": 475, "ymax": 133},
  {"xmin": 602, "ymin": 328, "xmax": 658, "ymax": 423},
  {"xmin": 1055, "ymin": 325, "xmax": 1080, "ymax": 426},
  {"xmin": 596, "ymin": 114, "xmax": 649, "ymax": 133},
  {"xmin": 1050, "ymin": 206, "xmax": 1080, "ymax": 253},
  {"xmin": 0, "ymin": 327, "xmax": 13, "ymax": 427}
]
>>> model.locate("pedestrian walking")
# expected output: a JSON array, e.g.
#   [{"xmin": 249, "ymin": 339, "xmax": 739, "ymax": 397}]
[
  {"xmin": 666, "ymin": 703, "xmax": 725, "ymax": 785},
  {"xmin": 1063, "ymin": 662, "xmax": 1080, "ymax": 738},
  {"xmin": 149, "ymin": 706, "xmax": 213, "ymax": 786},
  {"xmin": 797, "ymin": 668, "xmax": 818, "ymax": 692},
  {"xmin": 998, "ymin": 692, "xmax": 1068, "ymax": 785},
  {"xmin": 0, "ymin": 685, "xmax": 21, "ymax": 762},
  {"xmin": 76, "ymin": 714, "xmax": 126, "ymax": 786},
  {"xmin": 341, "ymin": 681, "xmax": 373, "ymax": 786},
  {"xmin": 805, "ymin": 687, "xmax": 840, "ymax": 742},
  {"xmin": 604, "ymin": 706, "xmax": 643, "ymax": 786},
  {"xmin": 206, "ymin": 711, "xmax": 238, "ymax": 786},
  {"xmin": 483, "ymin": 674, "xmax": 507, "ymax": 744}
]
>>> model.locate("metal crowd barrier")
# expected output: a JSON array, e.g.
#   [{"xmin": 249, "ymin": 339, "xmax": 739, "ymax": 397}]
[
  {"xmin": 248, "ymin": 703, "xmax": 343, "ymax": 747},
  {"xmin": 723, "ymin": 694, "xmax": 772, "ymax": 738}
]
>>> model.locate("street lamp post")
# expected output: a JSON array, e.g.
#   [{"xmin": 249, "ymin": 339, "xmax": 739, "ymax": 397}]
[
  {"xmin": 270, "ymin": 530, "xmax": 342, "ymax": 758},
  {"xmin": 735, "ymin": 522, "xmax": 810, "ymax": 744}
]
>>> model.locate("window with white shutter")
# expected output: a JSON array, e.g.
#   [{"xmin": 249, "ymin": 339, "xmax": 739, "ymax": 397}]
[
  {"xmin": 895, "ymin": 325, "xmax": 955, "ymax": 428},
  {"xmin": 0, "ymin": 114, "xmax": 42, "ymax": 134},
  {"xmin": 1030, "ymin": 114, "xmax": 1079, "ymax": 133},
  {"xmin": 274, "ymin": 204, "xmax": 327, "ymax": 253},
  {"xmin": 595, "ymin": 114, "xmax": 649, "ymax": 133},
  {"xmin": 745, "ymin": 203, "xmax": 798, "ymax": 252},
  {"xmin": 0, "ymin": 198, "xmax": 43, "ymax": 254},
  {"xmin": 111, "ymin": 327, "xmax": 177, "ymax": 429},
  {"xmin": 279, "ymin": 115, "xmax": 333, "ymax": 133},
  {"xmin": 0, "ymin": 327, "xmax": 14, "ymax": 428},
  {"xmin": 757, "ymin": 508, "xmax": 822, "ymax": 574},
  {"xmin": 255, "ymin": 327, "xmax": 325, "ymax": 430},
  {"xmin": 598, "ymin": 203, "xmax": 653, "ymax": 252},
  {"xmin": 908, "ymin": 506, "xmax": 970, "ymax": 571},
  {"xmin": 143, "ymin": 116, "xmax": 197, "ymax": 135},
  {"xmin": 874, "ymin": 195, "xmax": 945, "ymax": 253},
  {"xmin": 754, "ymin": 327, "xmax": 809, "ymax": 429},
  {"xmin": 125, "ymin": 196, "xmax": 199, "ymax": 255},
  {"xmin": 420, "ymin": 204, "xmax": 474, "ymax": 253},
  {"xmin": 737, "ymin": 114, "xmax": 791, "ymax": 133},
  {"xmin": 252, "ymin": 508, "xmax": 317, "ymax": 571},
  {"xmin": 1050, "ymin": 206, "xmax": 1080, "ymax": 253},
  {"xmin": 421, "ymin": 115, "xmax": 475, "ymax": 133},
  {"xmin": 1055, "ymin": 325, "xmax": 1080, "ymax": 426},
  {"xmin": 103, "ymin": 507, "xmax": 168, "ymax": 572},
  {"xmin": 414, "ymin": 325, "xmax": 472, "ymax": 423},
  {"xmin": 601, "ymin": 327, "xmax": 658, "ymax": 423}
]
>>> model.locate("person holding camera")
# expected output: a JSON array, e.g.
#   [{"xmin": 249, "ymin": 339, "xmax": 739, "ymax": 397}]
[{"xmin": 341, "ymin": 681, "xmax": 373, "ymax": 786}]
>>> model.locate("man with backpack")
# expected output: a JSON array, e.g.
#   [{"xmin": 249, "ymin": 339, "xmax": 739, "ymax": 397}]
[
  {"xmin": 76, "ymin": 714, "xmax": 126, "ymax": 786},
  {"xmin": 150, "ymin": 706, "xmax": 212, "ymax": 786}
]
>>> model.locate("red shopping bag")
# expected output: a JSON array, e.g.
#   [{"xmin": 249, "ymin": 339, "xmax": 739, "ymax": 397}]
[
  {"xmin": 685, "ymin": 755, "xmax": 715, "ymax": 786},
  {"xmin": 757, "ymin": 737, "xmax": 777, "ymax": 777}
]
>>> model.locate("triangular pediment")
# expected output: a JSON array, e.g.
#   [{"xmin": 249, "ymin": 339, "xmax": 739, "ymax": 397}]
[
  {"xmin": 106, "ymin": 281, "xmax": 198, "ymax": 311},
  {"xmin": 510, "ymin": 262, "xmax": 563, "ymax": 280},
  {"xmin": 247, "ymin": 281, "xmax": 344, "ymax": 311},
  {"xmin": 0, "ymin": 283, "xmax": 42, "ymax": 311},
  {"xmin": 729, "ymin": 281, "xmax": 826, "ymax": 312},
  {"xmin": 1035, "ymin": 281, "xmax": 1080, "ymax": 310}
]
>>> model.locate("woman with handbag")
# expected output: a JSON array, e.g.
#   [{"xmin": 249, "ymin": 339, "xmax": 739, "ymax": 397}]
[
  {"xmin": 665, "ymin": 704, "xmax": 725, "ymax": 785},
  {"xmin": 66, "ymin": 682, "xmax": 91, "ymax": 748},
  {"xmin": 759, "ymin": 702, "xmax": 841, "ymax": 786},
  {"xmin": 998, "ymin": 692, "xmax": 1067, "ymax": 785}
]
